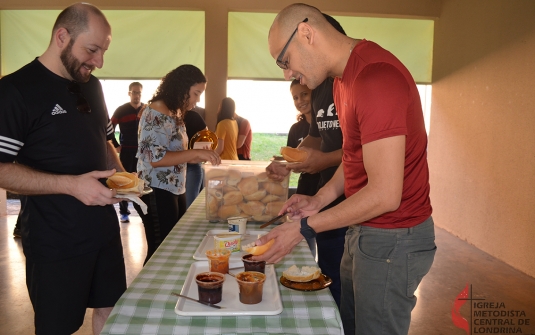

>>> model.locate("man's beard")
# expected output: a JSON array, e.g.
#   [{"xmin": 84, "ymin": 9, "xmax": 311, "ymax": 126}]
[{"xmin": 60, "ymin": 40, "xmax": 91, "ymax": 83}]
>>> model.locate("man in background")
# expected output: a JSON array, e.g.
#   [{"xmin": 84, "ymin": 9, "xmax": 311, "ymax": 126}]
[
  {"xmin": 0, "ymin": 3, "xmax": 127, "ymax": 334},
  {"xmin": 111, "ymin": 82, "xmax": 144, "ymax": 222}
]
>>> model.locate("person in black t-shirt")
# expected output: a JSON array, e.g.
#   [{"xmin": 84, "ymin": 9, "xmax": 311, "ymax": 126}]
[
  {"xmin": 287, "ymin": 80, "xmax": 321, "ymax": 196},
  {"xmin": 183, "ymin": 108, "xmax": 208, "ymax": 208},
  {"xmin": 0, "ymin": 4, "xmax": 127, "ymax": 334},
  {"xmin": 111, "ymin": 81, "xmax": 145, "ymax": 222}
]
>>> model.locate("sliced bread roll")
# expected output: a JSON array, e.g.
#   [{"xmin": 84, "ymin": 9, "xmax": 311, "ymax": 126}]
[
  {"xmin": 106, "ymin": 172, "xmax": 144, "ymax": 194},
  {"xmin": 282, "ymin": 265, "xmax": 321, "ymax": 282}
]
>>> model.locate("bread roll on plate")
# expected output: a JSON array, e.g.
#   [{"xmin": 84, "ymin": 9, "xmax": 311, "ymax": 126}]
[
  {"xmin": 282, "ymin": 265, "xmax": 321, "ymax": 282},
  {"xmin": 106, "ymin": 172, "xmax": 144, "ymax": 194}
]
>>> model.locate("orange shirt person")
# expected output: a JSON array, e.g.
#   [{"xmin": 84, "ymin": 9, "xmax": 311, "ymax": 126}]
[{"xmin": 214, "ymin": 97, "xmax": 239, "ymax": 160}]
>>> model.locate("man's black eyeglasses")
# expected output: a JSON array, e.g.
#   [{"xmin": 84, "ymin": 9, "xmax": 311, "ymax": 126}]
[
  {"xmin": 276, "ymin": 18, "xmax": 308, "ymax": 70},
  {"xmin": 67, "ymin": 81, "xmax": 91, "ymax": 113}
]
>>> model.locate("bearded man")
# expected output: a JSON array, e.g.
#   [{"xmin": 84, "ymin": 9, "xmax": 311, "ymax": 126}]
[{"xmin": 0, "ymin": 3, "xmax": 127, "ymax": 334}]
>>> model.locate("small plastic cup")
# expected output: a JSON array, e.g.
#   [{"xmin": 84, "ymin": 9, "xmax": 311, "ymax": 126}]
[
  {"xmin": 195, "ymin": 272, "xmax": 225, "ymax": 304},
  {"xmin": 228, "ymin": 216, "xmax": 247, "ymax": 234},
  {"xmin": 235, "ymin": 271, "xmax": 266, "ymax": 304},
  {"xmin": 242, "ymin": 254, "xmax": 266, "ymax": 274},
  {"xmin": 205, "ymin": 248, "xmax": 231, "ymax": 274}
]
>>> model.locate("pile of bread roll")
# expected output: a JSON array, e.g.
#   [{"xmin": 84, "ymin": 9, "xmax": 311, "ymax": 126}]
[{"xmin": 205, "ymin": 166, "xmax": 290, "ymax": 222}]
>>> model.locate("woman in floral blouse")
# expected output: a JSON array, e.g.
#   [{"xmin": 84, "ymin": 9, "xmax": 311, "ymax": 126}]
[{"xmin": 134, "ymin": 65, "xmax": 221, "ymax": 264}]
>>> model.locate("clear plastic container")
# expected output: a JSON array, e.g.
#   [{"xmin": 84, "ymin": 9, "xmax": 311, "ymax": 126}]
[{"xmin": 203, "ymin": 160, "xmax": 290, "ymax": 222}]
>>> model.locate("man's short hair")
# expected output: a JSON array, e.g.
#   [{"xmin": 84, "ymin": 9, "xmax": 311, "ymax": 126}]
[
  {"xmin": 272, "ymin": 3, "xmax": 325, "ymax": 40},
  {"xmin": 323, "ymin": 13, "xmax": 346, "ymax": 36},
  {"xmin": 129, "ymin": 82, "xmax": 143, "ymax": 91},
  {"xmin": 51, "ymin": 3, "xmax": 108, "ymax": 43}
]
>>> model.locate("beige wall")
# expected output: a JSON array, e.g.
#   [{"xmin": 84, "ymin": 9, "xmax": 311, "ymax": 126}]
[{"xmin": 429, "ymin": 0, "xmax": 535, "ymax": 277}]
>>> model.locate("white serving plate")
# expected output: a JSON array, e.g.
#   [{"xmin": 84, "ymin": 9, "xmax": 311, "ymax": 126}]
[
  {"xmin": 193, "ymin": 229, "xmax": 266, "ymax": 261},
  {"xmin": 174, "ymin": 261, "xmax": 283, "ymax": 316}
]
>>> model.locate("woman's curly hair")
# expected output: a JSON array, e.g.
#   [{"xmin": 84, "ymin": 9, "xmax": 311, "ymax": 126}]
[{"xmin": 149, "ymin": 64, "xmax": 206, "ymax": 116}]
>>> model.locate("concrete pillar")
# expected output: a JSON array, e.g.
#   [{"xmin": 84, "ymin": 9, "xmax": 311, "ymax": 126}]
[{"xmin": 204, "ymin": 3, "xmax": 228, "ymax": 132}]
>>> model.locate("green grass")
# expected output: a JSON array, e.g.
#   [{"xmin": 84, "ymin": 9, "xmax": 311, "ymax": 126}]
[{"xmin": 249, "ymin": 133, "xmax": 287, "ymax": 161}]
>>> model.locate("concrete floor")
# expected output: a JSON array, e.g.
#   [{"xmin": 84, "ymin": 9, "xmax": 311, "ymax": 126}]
[{"xmin": 1, "ymin": 201, "xmax": 535, "ymax": 335}]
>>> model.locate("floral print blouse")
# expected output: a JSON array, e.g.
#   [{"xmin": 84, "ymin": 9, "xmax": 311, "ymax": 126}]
[{"xmin": 137, "ymin": 106, "xmax": 188, "ymax": 195}]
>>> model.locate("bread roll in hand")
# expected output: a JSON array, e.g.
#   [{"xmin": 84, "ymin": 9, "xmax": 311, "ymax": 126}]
[
  {"xmin": 106, "ymin": 172, "xmax": 144, "ymax": 194},
  {"xmin": 280, "ymin": 146, "xmax": 308, "ymax": 162}
]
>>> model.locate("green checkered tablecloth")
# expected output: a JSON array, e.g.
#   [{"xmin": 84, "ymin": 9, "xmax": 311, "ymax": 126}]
[{"xmin": 101, "ymin": 190, "xmax": 343, "ymax": 335}]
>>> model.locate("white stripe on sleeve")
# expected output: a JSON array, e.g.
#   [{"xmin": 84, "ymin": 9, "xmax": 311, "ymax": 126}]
[{"xmin": 0, "ymin": 136, "xmax": 23, "ymax": 156}]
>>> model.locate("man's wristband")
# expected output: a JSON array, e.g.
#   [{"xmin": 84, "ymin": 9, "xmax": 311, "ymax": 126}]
[{"xmin": 300, "ymin": 217, "xmax": 317, "ymax": 239}]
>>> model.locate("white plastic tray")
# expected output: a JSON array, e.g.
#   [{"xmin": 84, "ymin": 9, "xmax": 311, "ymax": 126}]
[
  {"xmin": 174, "ymin": 261, "xmax": 283, "ymax": 316},
  {"xmin": 193, "ymin": 229, "xmax": 266, "ymax": 261}
]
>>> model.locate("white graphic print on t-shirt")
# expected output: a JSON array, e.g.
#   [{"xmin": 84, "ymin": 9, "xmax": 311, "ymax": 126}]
[
  {"xmin": 51, "ymin": 104, "xmax": 67, "ymax": 115},
  {"xmin": 316, "ymin": 103, "xmax": 340, "ymax": 132}
]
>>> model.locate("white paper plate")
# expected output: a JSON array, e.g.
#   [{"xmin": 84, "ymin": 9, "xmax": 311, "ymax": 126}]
[
  {"xmin": 114, "ymin": 186, "xmax": 153, "ymax": 198},
  {"xmin": 192, "ymin": 229, "xmax": 266, "ymax": 261},
  {"xmin": 174, "ymin": 261, "xmax": 283, "ymax": 316}
]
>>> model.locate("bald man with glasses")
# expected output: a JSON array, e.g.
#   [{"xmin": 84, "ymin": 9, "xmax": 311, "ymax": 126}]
[{"xmin": 257, "ymin": 4, "xmax": 436, "ymax": 335}]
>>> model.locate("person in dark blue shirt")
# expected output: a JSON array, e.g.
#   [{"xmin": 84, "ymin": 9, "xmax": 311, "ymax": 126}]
[{"xmin": 111, "ymin": 82, "xmax": 145, "ymax": 222}]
